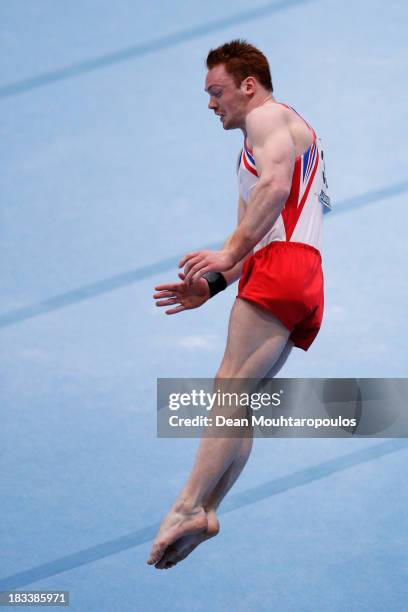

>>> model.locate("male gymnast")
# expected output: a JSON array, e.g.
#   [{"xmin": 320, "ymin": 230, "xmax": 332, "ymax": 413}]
[{"xmin": 147, "ymin": 39, "xmax": 330, "ymax": 569}]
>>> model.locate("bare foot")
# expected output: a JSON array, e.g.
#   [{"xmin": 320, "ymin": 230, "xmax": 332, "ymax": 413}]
[
  {"xmin": 147, "ymin": 500, "xmax": 208, "ymax": 566},
  {"xmin": 154, "ymin": 509, "xmax": 220, "ymax": 569}
]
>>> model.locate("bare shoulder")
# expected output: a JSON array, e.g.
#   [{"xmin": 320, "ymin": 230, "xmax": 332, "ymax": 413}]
[{"xmin": 245, "ymin": 103, "xmax": 289, "ymax": 145}]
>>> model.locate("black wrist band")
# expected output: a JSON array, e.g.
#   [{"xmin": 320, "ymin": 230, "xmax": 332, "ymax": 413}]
[{"xmin": 202, "ymin": 272, "xmax": 227, "ymax": 298}]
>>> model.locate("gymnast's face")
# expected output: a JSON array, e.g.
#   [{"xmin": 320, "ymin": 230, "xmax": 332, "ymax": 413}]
[{"xmin": 205, "ymin": 64, "xmax": 249, "ymax": 130}]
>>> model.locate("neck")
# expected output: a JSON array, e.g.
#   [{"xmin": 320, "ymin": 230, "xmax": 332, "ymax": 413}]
[
  {"xmin": 259, "ymin": 93, "xmax": 274, "ymax": 106},
  {"xmin": 241, "ymin": 91, "xmax": 275, "ymax": 136}
]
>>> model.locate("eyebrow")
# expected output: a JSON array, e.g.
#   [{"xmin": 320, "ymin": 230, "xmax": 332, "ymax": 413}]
[{"xmin": 205, "ymin": 86, "xmax": 223, "ymax": 94}]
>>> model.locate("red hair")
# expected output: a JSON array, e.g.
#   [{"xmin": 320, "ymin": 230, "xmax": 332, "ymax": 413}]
[{"xmin": 206, "ymin": 39, "xmax": 273, "ymax": 92}]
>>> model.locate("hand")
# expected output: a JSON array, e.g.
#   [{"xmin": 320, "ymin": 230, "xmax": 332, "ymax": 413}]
[
  {"xmin": 179, "ymin": 249, "xmax": 236, "ymax": 284},
  {"xmin": 153, "ymin": 272, "xmax": 210, "ymax": 315}
]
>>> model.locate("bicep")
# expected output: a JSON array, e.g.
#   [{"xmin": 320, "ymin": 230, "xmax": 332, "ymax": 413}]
[
  {"xmin": 247, "ymin": 113, "xmax": 296, "ymax": 192},
  {"xmin": 254, "ymin": 133, "xmax": 295, "ymax": 189}
]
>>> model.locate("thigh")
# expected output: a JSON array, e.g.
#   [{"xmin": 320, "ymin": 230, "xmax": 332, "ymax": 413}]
[
  {"xmin": 265, "ymin": 338, "xmax": 294, "ymax": 378},
  {"xmin": 217, "ymin": 297, "xmax": 291, "ymax": 379}
]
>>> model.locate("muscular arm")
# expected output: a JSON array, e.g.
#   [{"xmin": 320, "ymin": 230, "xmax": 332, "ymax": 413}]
[
  {"xmin": 221, "ymin": 194, "xmax": 251, "ymax": 286},
  {"xmin": 223, "ymin": 106, "xmax": 296, "ymax": 262},
  {"xmin": 180, "ymin": 111, "xmax": 295, "ymax": 283}
]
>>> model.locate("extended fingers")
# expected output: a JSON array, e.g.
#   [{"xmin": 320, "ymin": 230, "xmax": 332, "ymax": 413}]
[
  {"xmin": 156, "ymin": 297, "xmax": 179, "ymax": 307},
  {"xmin": 179, "ymin": 251, "xmax": 200, "ymax": 268},
  {"xmin": 184, "ymin": 258, "xmax": 210, "ymax": 283},
  {"xmin": 181, "ymin": 254, "xmax": 202, "ymax": 276},
  {"xmin": 154, "ymin": 282, "xmax": 180, "ymax": 292},
  {"xmin": 191, "ymin": 265, "xmax": 213, "ymax": 283},
  {"xmin": 165, "ymin": 305, "xmax": 186, "ymax": 315},
  {"xmin": 154, "ymin": 274, "xmax": 186, "ymax": 295},
  {"xmin": 153, "ymin": 290, "xmax": 177, "ymax": 299}
]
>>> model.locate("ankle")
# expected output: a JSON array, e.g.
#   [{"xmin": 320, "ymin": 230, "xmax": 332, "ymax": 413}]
[{"xmin": 173, "ymin": 498, "xmax": 204, "ymax": 514}]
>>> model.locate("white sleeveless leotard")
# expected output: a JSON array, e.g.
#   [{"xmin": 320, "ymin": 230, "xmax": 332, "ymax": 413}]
[{"xmin": 237, "ymin": 102, "xmax": 331, "ymax": 253}]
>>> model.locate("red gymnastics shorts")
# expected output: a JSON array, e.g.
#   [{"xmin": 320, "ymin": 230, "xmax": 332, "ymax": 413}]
[{"xmin": 237, "ymin": 241, "xmax": 324, "ymax": 351}]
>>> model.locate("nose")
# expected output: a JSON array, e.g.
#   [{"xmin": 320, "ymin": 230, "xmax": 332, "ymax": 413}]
[{"xmin": 208, "ymin": 96, "xmax": 218, "ymax": 110}]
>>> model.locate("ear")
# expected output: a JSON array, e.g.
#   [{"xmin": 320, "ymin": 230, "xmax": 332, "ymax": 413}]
[{"xmin": 241, "ymin": 76, "xmax": 257, "ymax": 95}]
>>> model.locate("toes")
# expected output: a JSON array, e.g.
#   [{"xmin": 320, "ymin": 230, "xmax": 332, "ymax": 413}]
[
  {"xmin": 147, "ymin": 542, "xmax": 166, "ymax": 565},
  {"xmin": 154, "ymin": 558, "xmax": 167, "ymax": 570},
  {"xmin": 155, "ymin": 551, "xmax": 177, "ymax": 570},
  {"xmin": 164, "ymin": 561, "xmax": 177, "ymax": 569},
  {"xmin": 155, "ymin": 549, "xmax": 179, "ymax": 570}
]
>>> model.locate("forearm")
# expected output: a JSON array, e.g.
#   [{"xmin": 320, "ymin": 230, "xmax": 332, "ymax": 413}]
[
  {"xmin": 223, "ymin": 180, "xmax": 288, "ymax": 262},
  {"xmin": 221, "ymin": 257, "xmax": 247, "ymax": 286}
]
